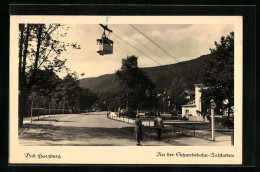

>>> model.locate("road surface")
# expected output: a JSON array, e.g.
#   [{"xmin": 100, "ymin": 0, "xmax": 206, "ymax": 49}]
[
  {"xmin": 19, "ymin": 112, "xmax": 173, "ymax": 146},
  {"xmin": 19, "ymin": 112, "xmax": 231, "ymax": 146}
]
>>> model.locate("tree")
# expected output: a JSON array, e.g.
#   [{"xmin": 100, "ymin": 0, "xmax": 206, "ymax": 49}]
[
  {"xmin": 116, "ymin": 55, "xmax": 157, "ymax": 111},
  {"xmin": 56, "ymin": 73, "xmax": 82, "ymax": 113},
  {"xmin": 18, "ymin": 23, "xmax": 80, "ymax": 127},
  {"xmin": 170, "ymin": 75, "xmax": 187, "ymax": 111},
  {"xmin": 200, "ymin": 32, "xmax": 234, "ymax": 122},
  {"xmin": 79, "ymin": 88, "xmax": 98, "ymax": 110}
]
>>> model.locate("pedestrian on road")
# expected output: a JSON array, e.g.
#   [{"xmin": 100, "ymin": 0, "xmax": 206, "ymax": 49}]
[
  {"xmin": 154, "ymin": 112, "xmax": 164, "ymax": 140},
  {"xmin": 134, "ymin": 114, "xmax": 143, "ymax": 146}
]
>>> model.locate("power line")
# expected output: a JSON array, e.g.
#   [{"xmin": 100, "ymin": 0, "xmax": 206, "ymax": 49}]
[
  {"xmin": 112, "ymin": 32, "xmax": 172, "ymax": 73},
  {"xmin": 110, "ymin": 31, "xmax": 173, "ymax": 93},
  {"xmin": 129, "ymin": 24, "xmax": 199, "ymax": 78},
  {"xmin": 110, "ymin": 26, "xmax": 201, "ymax": 94},
  {"xmin": 114, "ymin": 24, "xmax": 170, "ymax": 65},
  {"xmin": 130, "ymin": 24, "xmax": 181, "ymax": 64}
]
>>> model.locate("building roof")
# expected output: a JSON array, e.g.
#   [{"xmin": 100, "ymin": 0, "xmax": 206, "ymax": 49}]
[
  {"xmin": 177, "ymin": 90, "xmax": 195, "ymax": 99},
  {"xmin": 183, "ymin": 90, "xmax": 195, "ymax": 95},
  {"xmin": 194, "ymin": 84, "xmax": 204, "ymax": 87},
  {"xmin": 181, "ymin": 104, "xmax": 196, "ymax": 107}
]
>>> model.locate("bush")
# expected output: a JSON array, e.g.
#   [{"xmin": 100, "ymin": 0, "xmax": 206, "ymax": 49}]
[
  {"xmin": 170, "ymin": 110, "xmax": 179, "ymax": 116},
  {"xmin": 208, "ymin": 116, "xmax": 234, "ymax": 129},
  {"xmin": 125, "ymin": 111, "xmax": 137, "ymax": 118},
  {"xmin": 182, "ymin": 116, "xmax": 189, "ymax": 120},
  {"xmin": 145, "ymin": 111, "xmax": 156, "ymax": 117},
  {"xmin": 173, "ymin": 115, "xmax": 189, "ymax": 121},
  {"xmin": 215, "ymin": 116, "xmax": 234, "ymax": 129}
]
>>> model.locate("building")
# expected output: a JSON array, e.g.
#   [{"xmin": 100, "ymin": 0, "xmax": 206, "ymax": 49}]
[
  {"xmin": 179, "ymin": 89, "xmax": 195, "ymax": 104},
  {"xmin": 181, "ymin": 84, "xmax": 206, "ymax": 121}
]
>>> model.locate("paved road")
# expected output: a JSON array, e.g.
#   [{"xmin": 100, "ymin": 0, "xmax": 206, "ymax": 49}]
[
  {"xmin": 19, "ymin": 112, "xmax": 173, "ymax": 146},
  {"xmin": 19, "ymin": 112, "xmax": 231, "ymax": 146}
]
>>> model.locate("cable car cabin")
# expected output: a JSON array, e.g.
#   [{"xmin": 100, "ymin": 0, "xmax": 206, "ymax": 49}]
[{"xmin": 97, "ymin": 38, "xmax": 113, "ymax": 55}]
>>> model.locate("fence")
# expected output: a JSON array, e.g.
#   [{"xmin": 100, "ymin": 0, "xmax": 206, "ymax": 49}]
[
  {"xmin": 108, "ymin": 114, "xmax": 202, "ymax": 136},
  {"xmin": 28, "ymin": 108, "xmax": 71, "ymax": 121},
  {"xmin": 107, "ymin": 114, "xmax": 156, "ymax": 128},
  {"xmin": 108, "ymin": 114, "xmax": 135, "ymax": 125},
  {"xmin": 108, "ymin": 114, "xmax": 233, "ymax": 144},
  {"xmin": 163, "ymin": 122, "xmax": 204, "ymax": 137}
]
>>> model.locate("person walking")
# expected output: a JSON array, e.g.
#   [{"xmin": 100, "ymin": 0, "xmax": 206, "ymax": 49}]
[
  {"xmin": 134, "ymin": 114, "xmax": 143, "ymax": 146},
  {"xmin": 154, "ymin": 112, "xmax": 164, "ymax": 140}
]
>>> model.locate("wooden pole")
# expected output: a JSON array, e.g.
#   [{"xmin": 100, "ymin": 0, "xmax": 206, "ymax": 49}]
[
  {"xmin": 31, "ymin": 100, "xmax": 33, "ymax": 123},
  {"xmin": 43, "ymin": 98, "xmax": 45, "ymax": 118},
  {"xmin": 193, "ymin": 124, "xmax": 195, "ymax": 137},
  {"xmin": 231, "ymin": 129, "xmax": 234, "ymax": 145}
]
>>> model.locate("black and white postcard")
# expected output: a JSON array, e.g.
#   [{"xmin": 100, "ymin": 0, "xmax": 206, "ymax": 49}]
[{"xmin": 9, "ymin": 16, "xmax": 243, "ymax": 164}]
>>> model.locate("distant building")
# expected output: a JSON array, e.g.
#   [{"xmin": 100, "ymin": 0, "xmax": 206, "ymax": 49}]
[
  {"xmin": 181, "ymin": 84, "xmax": 204, "ymax": 120},
  {"xmin": 179, "ymin": 89, "xmax": 195, "ymax": 104}
]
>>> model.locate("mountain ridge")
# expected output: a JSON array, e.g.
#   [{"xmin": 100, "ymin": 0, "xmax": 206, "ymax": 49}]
[{"xmin": 79, "ymin": 54, "xmax": 212, "ymax": 94}]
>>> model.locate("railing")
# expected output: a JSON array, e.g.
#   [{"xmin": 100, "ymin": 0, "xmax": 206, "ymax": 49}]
[
  {"xmin": 107, "ymin": 114, "xmax": 135, "ymax": 125},
  {"xmin": 164, "ymin": 122, "xmax": 197, "ymax": 136},
  {"xmin": 108, "ymin": 114, "xmax": 234, "ymax": 145},
  {"xmin": 107, "ymin": 114, "xmax": 155, "ymax": 128},
  {"xmin": 29, "ymin": 108, "xmax": 71, "ymax": 123}
]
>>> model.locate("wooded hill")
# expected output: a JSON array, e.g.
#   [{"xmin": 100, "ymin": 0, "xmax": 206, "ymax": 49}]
[{"xmin": 79, "ymin": 54, "xmax": 212, "ymax": 95}]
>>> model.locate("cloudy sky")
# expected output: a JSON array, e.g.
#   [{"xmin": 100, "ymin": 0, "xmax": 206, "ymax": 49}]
[{"xmin": 58, "ymin": 24, "xmax": 234, "ymax": 78}]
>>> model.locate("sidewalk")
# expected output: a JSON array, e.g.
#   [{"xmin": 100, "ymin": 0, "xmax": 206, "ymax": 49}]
[{"xmin": 108, "ymin": 115, "xmax": 232, "ymax": 146}]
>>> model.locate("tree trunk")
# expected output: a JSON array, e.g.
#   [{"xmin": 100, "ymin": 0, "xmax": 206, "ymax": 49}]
[
  {"xmin": 49, "ymin": 104, "xmax": 50, "ymax": 116},
  {"xmin": 30, "ymin": 24, "xmax": 44, "ymax": 87},
  {"xmin": 18, "ymin": 24, "xmax": 25, "ymax": 90},
  {"xmin": 18, "ymin": 24, "xmax": 29, "ymax": 129},
  {"xmin": 227, "ymin": 107, "xmax": 231, "ymax": 123},
  {"xmin": 18, "ymin": 95, "xmax": 24, "ymax": 127},
  {"xmin": 18, "ymin": 92, "xmax": 29, "ymax": 128},
  {"xmin": 21, "ymin": 24, "xmax": 31, "ymax": 87}
]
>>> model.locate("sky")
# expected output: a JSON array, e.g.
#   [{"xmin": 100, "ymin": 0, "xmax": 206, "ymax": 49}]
[{"xmin": 57, "ymin": 24, "xmax": 234, "ymax": 79}]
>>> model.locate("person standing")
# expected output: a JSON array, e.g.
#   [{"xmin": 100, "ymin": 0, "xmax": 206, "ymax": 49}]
[
  {"xmin": 154, "ymin": 112, "xmax": 164, "ymax": 140},
  {"xmin": 134, "ymin": 114, "xmax": 143, "ymax": 146}
]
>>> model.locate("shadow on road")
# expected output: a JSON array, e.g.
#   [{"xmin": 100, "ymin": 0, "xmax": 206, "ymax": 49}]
[
  {"xmin": 19, "ymin": 123, "xmax": 189, "ymax": 146},
  {"xmin": 19, "ymin": 124, "xmax": 137, "ymax": 144},
  {"xmin": 34, "ymin": 118, "xmax": 74, "ymax": 122}
]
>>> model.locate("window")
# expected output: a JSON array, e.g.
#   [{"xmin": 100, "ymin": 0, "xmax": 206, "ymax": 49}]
[{"xmin": 185, "ymin": 109, "xmax": 189, "ymax": 116}]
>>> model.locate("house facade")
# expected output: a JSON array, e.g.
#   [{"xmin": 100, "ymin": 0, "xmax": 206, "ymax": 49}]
[
  {"xmin": 181, "ymin": 84, "xmax": 204, "ymax": 119},
  {"xmin": 180, "ymin": 89, "xmax": 195, "ymax": 104}
]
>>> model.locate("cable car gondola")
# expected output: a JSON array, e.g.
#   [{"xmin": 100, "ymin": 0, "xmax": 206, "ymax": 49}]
[{"xmin": 97, "ymin": 24, "xmax": 113, "ymax": 55}]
